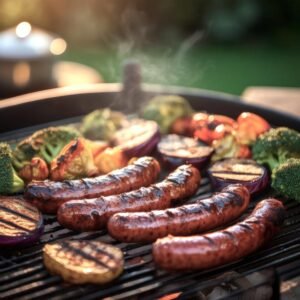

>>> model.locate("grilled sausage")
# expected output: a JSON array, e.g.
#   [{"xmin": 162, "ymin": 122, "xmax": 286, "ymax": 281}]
[
  {"xmin": 108, "ymin": 184, "xmax": 250, "ymax": 243},
  {"xmin": 153, "ymin": 198, "xmax": 285, "ymax": 271},
  {"xmin": 25, "ymin": 157, "xmax": 160, "ymax": 214},
  {"xmin": 57, "ymin": 164, "xmax": 200, "ymax": 232}
]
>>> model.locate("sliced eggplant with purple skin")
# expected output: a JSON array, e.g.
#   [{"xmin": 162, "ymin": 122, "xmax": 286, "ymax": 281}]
[
  {"xmin": 208, "ymin": 158, "xmax": 269, "ymax": 195},
  {"xmin": 112, "ymin": 119, "xmax": 160, "ymax": 158},
  {"xmin": 0, "ymin": 197, "xmax": 44, "ymax": 247},
  {"xmin": 157, "ymin": 134, "xmax": 214, "ymax": 170}
]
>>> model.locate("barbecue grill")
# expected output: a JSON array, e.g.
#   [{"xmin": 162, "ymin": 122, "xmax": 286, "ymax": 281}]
[{"xmin": 0, "ymin": 67, "xmax": 300, "ymax": 299}]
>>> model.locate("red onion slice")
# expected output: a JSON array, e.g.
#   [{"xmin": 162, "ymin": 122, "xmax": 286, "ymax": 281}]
[
  {"xmin": 0, "ymin": 197, "xmax": 44, "ymax": 247},
  {"xmin": 157, "ymin": 134, "xmax": 214, "ymax": 169},
  {"xmin": 112, "ymin": 119, "xmax": 160, "ymax": 158},
  {"xmin": 208, "ymin": 158, "xmax": 269, "ymax": 195}
]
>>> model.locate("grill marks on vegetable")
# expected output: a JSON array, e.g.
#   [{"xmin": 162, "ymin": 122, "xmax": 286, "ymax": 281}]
[
  {"xmin": 208, "ymin": 158, "xmax": 269, "ymax": 195},
  {"xmin": 43, "ymin": 240, "xmax": 124, "ymax": 284},
  {"xmin": 0, "ymin": 198, "xmax": 40, "ymax": 235},
  {"xmin": 59, "ymin": 241, "xmax": 118, "ymax": 272}
]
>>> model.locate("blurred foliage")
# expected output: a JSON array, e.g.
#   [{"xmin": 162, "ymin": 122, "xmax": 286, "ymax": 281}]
[
  {"xmin": 0, "ymin": 0, "xmax": 299, "ymax": 45},
  {"xmin": 63, "ymin": 42, "xmax": 300, "ymax": 95},
  {"xmin": 0, "ymin": 0, "xmax": 299, "ymax": 94}
]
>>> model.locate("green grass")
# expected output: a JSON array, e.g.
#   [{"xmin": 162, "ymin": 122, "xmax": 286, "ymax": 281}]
[{"xmin": 63, "ymin": 42, "xmax": 300, "ymax": 96}]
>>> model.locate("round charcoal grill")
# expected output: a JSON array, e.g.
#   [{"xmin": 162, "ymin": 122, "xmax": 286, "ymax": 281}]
[{"xmin": 0, "ymin": 68, "xmax": 300, "ymax": 299}]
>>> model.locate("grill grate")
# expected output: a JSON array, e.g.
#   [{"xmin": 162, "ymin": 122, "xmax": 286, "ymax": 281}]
[{"xmin": 1, "ymin": 126, "xmax": 300, "ymax": 300}]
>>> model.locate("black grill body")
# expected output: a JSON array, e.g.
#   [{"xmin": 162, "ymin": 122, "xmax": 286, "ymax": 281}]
[{"xmin": 0, "ymin": 84, "xmax": 299, "ymax": 300}]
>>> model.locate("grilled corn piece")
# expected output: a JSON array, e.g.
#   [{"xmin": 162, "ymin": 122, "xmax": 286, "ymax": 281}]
[{"xmin": 43, "ymin": 240, "xmax": 124, "ymax": 284}]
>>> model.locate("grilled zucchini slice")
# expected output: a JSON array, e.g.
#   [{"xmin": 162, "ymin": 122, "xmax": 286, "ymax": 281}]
[{"xmin": 43, "ymin": 240, "xmax": 124, "ymax": 284}]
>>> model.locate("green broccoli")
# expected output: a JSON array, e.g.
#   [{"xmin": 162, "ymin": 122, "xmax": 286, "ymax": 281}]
[
  {"xmin": 80, "ymin": 109, "xmax": 125, "ymax": 141},
  {"xmin": 272, "ymin": 158, "xmax": 300, "ymax": 201},
  {"xmin": 0, "ymin": 143, "xmax": 24, "ymax": 194},
  {"xmin": 141, "ymin": 95, "xmax": 194, "ymax": 134},
  {"xmin": 13, "ymin": 126, "xmax": 81, "ymax": 169},
  {"xmin": 252, "ymin": 127, "xmax": 300, "ymax": 171}
]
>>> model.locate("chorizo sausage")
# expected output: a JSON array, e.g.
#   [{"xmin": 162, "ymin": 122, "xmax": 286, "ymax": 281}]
[
  {"xmin": 57, "ymin": 164, "xmax": 200, "ymax": 232},
  {"xmin": 153, "ymin": 198, "xmax": 285, "ymax": 270},
  {"xmin": 25, "ymin": 157, "xmax": 160, "ymax": 214},
  {"xmin": 108, "ymin": 184, "xmax": 250, "ymax": 243}
]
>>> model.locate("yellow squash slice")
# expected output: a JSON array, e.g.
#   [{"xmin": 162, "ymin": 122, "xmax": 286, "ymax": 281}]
[{"xmin": 43, "ymin": 240, "xmax": 124, "ymax": 284}]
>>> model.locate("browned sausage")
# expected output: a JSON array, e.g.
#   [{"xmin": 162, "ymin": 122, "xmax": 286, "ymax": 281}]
[
  {"xmin": 24, "ymin": 157, "xmax": 160, "ymax": 214},
  {"xmin": 153, "ymin": 198, "xmax": 285, "ymax": 270},
  {"xmin": 57, "ymin": 164, "xmax": 201, "ymax": 232},
  {"xmin": 108, "ymin": 184, "xmax": 250, "ymax": 243}
]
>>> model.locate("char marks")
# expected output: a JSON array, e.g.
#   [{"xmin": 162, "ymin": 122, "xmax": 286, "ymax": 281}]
[
  {"xmin": 0, "ymin": 218, "xmax": 31, "ymax": 233},
  {"xmin": 60, "ymin": 241, "xmax": 116, "ymax": 271},
  {"xmin": 0, "ymin": 204, "xmax": 38, "ymax": 223}
]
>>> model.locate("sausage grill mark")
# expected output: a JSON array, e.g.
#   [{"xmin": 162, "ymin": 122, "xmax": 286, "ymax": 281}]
[
  {"xmin": 25, "ymin": 157, "xmax": 161, "ymax": 214},
  {"xmin": 57, "ymin": 164, "xmax": 201, "ymax": 232},
  {"xmin": 107, "ymin": 184, "xmax": 250, "ymax": 243},
  {"xmin": 152, "ymin": 199, "xmax": 285, "ymax": 271}
]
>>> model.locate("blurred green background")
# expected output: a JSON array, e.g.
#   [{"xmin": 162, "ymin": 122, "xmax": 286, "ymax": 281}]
[{"xmin": 1, "ymin": 0, "xmax": 300, "ymax": 95}]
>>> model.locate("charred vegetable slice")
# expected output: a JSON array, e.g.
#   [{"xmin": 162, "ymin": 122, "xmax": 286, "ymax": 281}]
[
  {"xmin": 0, "ymin": 197, "xmax": 44, "ymax": 246},
  {"xmin": 208, "ymin": 158, "xmax": 269, "ymax": 195},
  {"xmin": 157, "ymin": 134, "xmax": 213, "ymax": 169},
  {"xmin": 43, "ymin": 240, "xmax": 124, "ymax": 284},
  {"xmin": 112, "ymin": 119, "xmax": 160, "ymax": 158}
]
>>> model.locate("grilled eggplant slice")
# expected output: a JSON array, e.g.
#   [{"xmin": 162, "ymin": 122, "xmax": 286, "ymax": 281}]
[
  {"xmin": 0, "ymin": 197, "xmax": 44, "ymax": 247},
  {"xmin": 43, "ymin": 240, "xmax": 124, "ymax": 284}
]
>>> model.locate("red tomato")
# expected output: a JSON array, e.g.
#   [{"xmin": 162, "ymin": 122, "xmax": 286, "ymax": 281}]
[
  {"xmin": 207, "ymin": 114, "xmax": 237, "ymax": 128},
  {"xmin": 236, "ymin": 145, "xmax": 252, "ymax": 158},
  {"xmin": 193, "ymin": 114, "xmax": 236, "ymax": 145},
  {"xmin": 236, "ymin": 112, "xmax": 270, "ymax": 145}
]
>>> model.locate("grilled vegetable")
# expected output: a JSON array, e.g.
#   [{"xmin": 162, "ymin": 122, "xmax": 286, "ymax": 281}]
[
  {"xmin": 193, "ymin": 114, "xmax": 237, "ymax": 145},
  {"xmin": 80, "ymin": 108, "xmax": 126, "ymax": 141},
  {"xmin": 236, "ymin": 112, "xmax": 270, "ymax": 145},
  {"xmin": 252, "ymin": 127, "xmax": 300, "ymax": 171},
  {"xmin": 211, "ymin": 133, "xmax": 251, "ymax": 162},
  {"xmin": 13, "ymin": 126, "xmax": 81, "ymax": 169},
  {"xmin": 0, "ymin": 143, "xmax": 24, "ymax": 194},
  {"xmin": 86, "ymin": 140, "xmax": 109, "ymax": 158},
  {"xmin": 43, "ymin": 240, "xmax": 124, "ymax": 284},
  {"xmin": 157, "ymin": 134, "xmax": 213, "ymax": 169},
  {"xmin": 94, "ymin": 147, "xmax": 129, "ymax": 174},
  {"xmin": 112, "ymin": 119, "xmax": 160, "ymax": 158},
  {"xmin": 208, "ymin": 158, "xmax": 269, "ymax": 195},
  {"xmin": 0, "ymin": 197, "xmax": 44, "ymax": 246},
  {"xmin": 50, "ymin": 138, "xmax": 98, "ymax": 181},
  {"xmin": 272, "ymin": 158, "xmax": 300, "ymax": 201},
  {"xmin": 18, "ymin": 157, "xmax": 49, "ymax": 182},
  {"xmin": 142, "ymin": 95, "xmax": 194, "ymax": 134}
]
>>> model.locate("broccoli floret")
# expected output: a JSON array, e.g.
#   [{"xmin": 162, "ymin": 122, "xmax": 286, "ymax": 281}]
[
  {"xmin": 13, "ymin": 126, "xmax": 81, "ymax": 169},
  {"xmin": 272, "ymin": 158, "xmax": 300, "ymax": 201},
  {"xmin": 0, "ymin": 143, "xmax": 24, "ymax": 194},
  {"xmin": 80, "ymin": 109, "xmax": 125, "ymax": 141},
  {"xmin": 252, "ymin": 127, "xmax": 300, "ymax": 171},
  {"xmin": 142, "ymin": 95, "xmax": 194, "ymax": 134}
]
